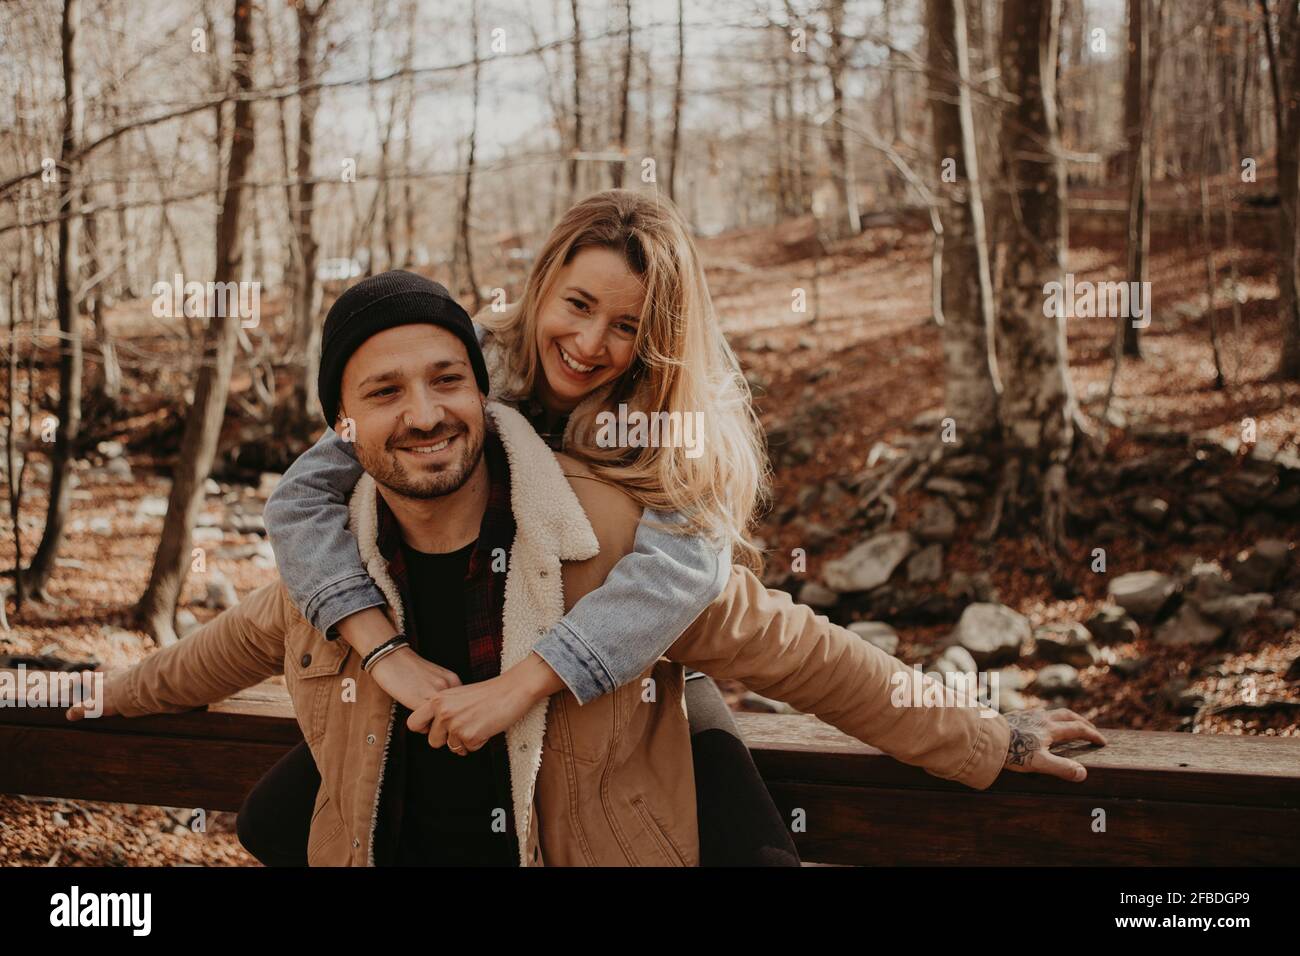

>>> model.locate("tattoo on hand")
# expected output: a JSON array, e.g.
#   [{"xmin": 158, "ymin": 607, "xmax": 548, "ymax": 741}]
[{"xmin": 1003, "ymin": 710, "xmax": 1049, "ymax": 768}]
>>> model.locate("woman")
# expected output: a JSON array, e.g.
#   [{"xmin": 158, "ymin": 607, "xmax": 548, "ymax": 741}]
[{"xmin": 240, "ymin": 189, "xmax": 799, "ymax": 866}]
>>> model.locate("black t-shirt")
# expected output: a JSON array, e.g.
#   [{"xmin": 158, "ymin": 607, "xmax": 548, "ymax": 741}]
[{"xmin": 378, "ymin": 540, "xmax": 516, "ymax": 866}]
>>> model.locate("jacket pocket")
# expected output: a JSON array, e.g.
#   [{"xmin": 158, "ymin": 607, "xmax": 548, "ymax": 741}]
[
  {"xmin": 306, "ymin": 792, "xmax": 348, "ymax": 866},
  {"xmin": 630, "ymin": 796, "xmax": 688, "ymax": 867},
  {"xmin": 543, "ymin": 692, "xmax": 606, "ymax": 766},
  {"xmin": 285, "ymin": 627, "xmax": 351, "ymax": 745}
]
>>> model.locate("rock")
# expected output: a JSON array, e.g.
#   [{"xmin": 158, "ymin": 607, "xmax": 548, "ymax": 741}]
[
  {"xmin": 1184, "ymin": 559, "xmax": 1234, "ymax": 602},
  {"xmin": 96, "ymin": 440, "xmax": 125, "ymax": 459},
  {"xmin": 176, "ymin": 609, "xmax": 201, "ymax": 638},
  {"xmin": 193, "ymin": 527, "xmax": 223, "ymax": 543},
  {"xmin": 996, "ymin": 689, "xmax": 1028, "ymax": 713},
  {"xmin": 1111, "ymin": 656, "xmax": 1149, "ymax": 678},
  {"xmin": 103, "ymin": 457, "xmax": 133, "ymax": 480},
  {"xmin": 1189, "ymin": 524, "xmax": 1229, "ymax": 543},
  {"xmin": 204, "ymin": 478, "xmax": 221, "ymax": 496},
  {"xmin": 923, "ymin": 477, "xmax": 981, "ymax": 499},
  {"xmin": 88, "ymin": 516, "xmax": 111, "ymax": 536},
  {"xmin": 225, "ymin": 512, "xmax": 266, "ymax": 535},
  {"xmin": 1154, "ymin": 604, "xmax": 1225, "ymax": 647},
  {"xmin": 257, "ymin": 472, "xmax": 282, "ymax": 498},
  {"xmin": 822, "ymin": 531, "xmax": 914, "ymax": 593},
  {"xmin": 1094, "ymin": 521, "xmax": 1130, "ymax": 541},
  {"xmin": 1197, "ymin": 593, "xmax": 1274, "ymax": 629},
  {"xmin": 1086, "ymin": 605, "xmax": 1140, "ymax": 645},
  {"xmin": 1032, "ymin": 663, "xmax": 1082, "ymax": 696},
  {"xmin": 949, "ymin": 570, "xmax": 999, "ymax": 604},
  {"xmin": 798, "ymin": 581, "xmax": 839, "ymax": 610},
  {"xmin": 802, "ymin": 522, "xmax": 835, "ymax": 551},
  {"xmin": 1221, "ymin": 468, "xmax": 1279, "ymax": 507},
  {"xmin": 932, "ymin": 645, "xmax": 978, "ymax": 674},
  {"xmin": 1286, "ymin": 656, "xmax": 1300, "ymax": 681},
  {"xmin": 1159, "ymin": 677, "xmax": 1205, "ymax": 713},
  {"xmin": 1108, "ymin": 571, "xmax": 1178, "ymax": 621},
  {"xmin": 136, "ymin": 496, "xmax": 169, "ymax": 519},
  {"xmin": 994, "ymin": 667, "xmax": 1030, "ymax": 691},
  {"xmin": 1230, "ymin": 539, "xmax": 1291, "ymax": 592},
  {"xmin": 202, "ymin": 571, "xmax": 238, "ymax": 611},
  {"xmin": 914, "ymin": 499, "xmax": 957, "ymax": 543},
  {"xmin": 1185, "ymin": 492, "xmax": 1237, "ymax": 526},
  {"xmin": 906, "ymin": 544, "xmax": 944, "ymax": 584},
  {"xmin": 1264, "ymin": 609, "xmax": 1297, "ymax": 631},
  {"xmin": 1131, "ymin": 496, "xmax": 1170, "ymax": 527},
  {"xmin": 1033, "ymin": 623, "xmax": 1101, "ymax": 668},
  {"xmin": 953, "ymin": 602, "xmax": 1030, "ymax": 667},
  {"xmin": 847, "ymin": 621, "xmax": 899, "ymax": 655}
]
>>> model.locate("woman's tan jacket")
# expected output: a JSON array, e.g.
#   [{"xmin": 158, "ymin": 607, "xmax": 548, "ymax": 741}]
[{"xmin": 118, "ymin": 402, "xmax": 1012, "ymax": 866}]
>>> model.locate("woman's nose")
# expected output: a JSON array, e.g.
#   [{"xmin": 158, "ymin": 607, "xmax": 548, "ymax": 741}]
[{"xmin": 574, "ymin": 322, "xmax": 606, "ymax": 361}]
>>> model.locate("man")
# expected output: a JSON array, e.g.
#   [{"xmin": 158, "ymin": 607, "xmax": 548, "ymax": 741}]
[{"xmin": 70, "ymin": 273, "xmax": 1104, "ymax": 866}]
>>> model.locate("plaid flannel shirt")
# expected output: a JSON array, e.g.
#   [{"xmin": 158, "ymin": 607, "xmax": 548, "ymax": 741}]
[{"xmin": 373, "ymin": 431, "xmax": 519, "ymax": 863}]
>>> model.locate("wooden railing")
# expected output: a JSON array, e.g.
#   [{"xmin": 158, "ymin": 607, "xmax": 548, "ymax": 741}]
[{"xmin": 2, "ymin": 671, "xmax": 1297, "ymax": 865}]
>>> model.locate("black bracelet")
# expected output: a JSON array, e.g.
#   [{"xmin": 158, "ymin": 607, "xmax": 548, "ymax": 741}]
[{"xmin": 361, "ymin": 633, "xmax": 409, "ymax": 672}]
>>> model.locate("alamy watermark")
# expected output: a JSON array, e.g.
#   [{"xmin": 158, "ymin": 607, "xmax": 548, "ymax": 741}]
[
  {"xmin": 1043, "ymin": 273, "xmax": 1151, "ymax": 327},
  {"xmin": 151, "ymin": 274, "xmax": 261, "ymax": 328},
  {"xmin": 594, "ymin": 403, "xmax": 705, "ymax": 459},
  {"xmin": 890, "ymin": 665, "xmax": 1002, "ymax": 716},
  {"xmin": 0, "ymin": 664, "xmax": 103, "ymax": 717}
]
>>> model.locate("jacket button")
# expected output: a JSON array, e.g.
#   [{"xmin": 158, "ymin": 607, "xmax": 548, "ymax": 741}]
[
  {"xmin": 352, "ymin": 838, "xmax": 361, "ymax": 848},
  {"xmin": 366, "ymin": 734, "xmax": 376, "ymax": 745},
  {"xmin": 539, "ymin": 570, "xmax": 547, "ymax": 578},
  {"xmin": 300, "ymin": 653, "xmax": 312, "ymax": 667}
]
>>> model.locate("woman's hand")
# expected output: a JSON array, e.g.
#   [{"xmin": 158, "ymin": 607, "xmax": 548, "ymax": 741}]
[
  {"xmin": 1002, "ymin": 707, "xmax": 1107, "ymax": 781},
  {"xmin": 368, "ymin": 647, "xmax": 462, "ymax": 712},
  {"xmin": 405, "ymin": 652, "xmax": 566, "ymax": 754}
]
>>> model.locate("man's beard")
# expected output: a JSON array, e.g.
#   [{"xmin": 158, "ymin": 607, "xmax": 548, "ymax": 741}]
[{"xmin": 355, "ymin": 420, "xmax": 486, "ymax": 501}]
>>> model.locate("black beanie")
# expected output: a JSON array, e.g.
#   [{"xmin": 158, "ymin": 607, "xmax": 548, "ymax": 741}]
[{"xmin": 317, "ymin": 270, "xmax": 490, "ymax": 425}]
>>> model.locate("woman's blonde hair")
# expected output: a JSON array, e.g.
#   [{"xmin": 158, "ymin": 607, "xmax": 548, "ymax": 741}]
[{"xmin": 476, "ymin": 189, "xmax": 769, "ymax": 571}]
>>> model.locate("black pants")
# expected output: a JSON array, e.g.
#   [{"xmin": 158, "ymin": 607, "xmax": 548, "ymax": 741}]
[{"xmin": 237, "ymin": 675, "xmax": 799, "ymax": 867}]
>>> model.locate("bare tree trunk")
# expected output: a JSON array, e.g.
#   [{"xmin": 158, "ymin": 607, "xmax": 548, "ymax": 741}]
[
  {"xmin": 824, "ymin": 0, "xmax": 861, "ymax": 238},
  {"xmin": 136, "ymin": 0, "xmax": 255, "ymax": 646},
  {"xmin": 5, "ymin": 276, "xmax": 27, "ymax": 614},
  {"xmin": 611, "ymin": 0, "xmax": 634, "ymax": 188},
  {"xmin": 993, "ymin": 0, "xmax": 1076, "ymax": 568},
  {"xmin": 81, "ymin": 200, "xmax": 120, "ymax": 407},
  {"xmin": 1121, "ymin": 0, "xmax": 1151, "ymax": 358},
  {"xmin": 569, "ymin": 0, "xmax": 585, "ymax": 199},
  {"xmin": 28, "ymin": 0, "xmax": 85, "ymax": 599},
  {"xmin": 929, "ymin": 0, "xmax": 1000, "ymax": 443},
  {"xmin": 289, "ymin": 0, "xmax": 330, "ymax": 426},
  {"xmin": 1260, "ymin": 0, "xmax": 1300, "ymax": 378},
  {"xmin": 458, "ymin": 0, "xmax": 483, "ymax": 313},
  {"xmin": 667, "ymin": 0, "xmax": 685, "ymax": 201}
]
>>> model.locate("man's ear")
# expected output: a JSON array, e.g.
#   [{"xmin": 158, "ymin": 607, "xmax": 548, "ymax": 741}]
[{"xmin": 334, "ymin": 400, "xmax": 354, "ymax": 442}]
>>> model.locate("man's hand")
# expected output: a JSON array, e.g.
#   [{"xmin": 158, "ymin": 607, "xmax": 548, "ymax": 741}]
[
  {"xmin": 1002, "ymin": 708, "xmax": 1106, "ymax": 781},
  {"xmin": 64, "ymin": 669, "xmax": 127, "ymax": 721},
  {"xmin": 405, "ymin": 653, "xmax": 565, "ymax": 754},
  {"xmin": 368, "ymin": 647, "xmax": 462, "ymax": 712}
]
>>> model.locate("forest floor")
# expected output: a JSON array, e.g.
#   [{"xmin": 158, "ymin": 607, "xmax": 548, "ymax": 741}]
[{"xmin": 1, "ymin": 207, "xmax": 1297, "ymax": 866}]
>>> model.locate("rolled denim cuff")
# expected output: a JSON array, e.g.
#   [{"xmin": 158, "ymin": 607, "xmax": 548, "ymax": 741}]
[
  {"xmin": 532, "ymin": 620, "xmax": 614, "ymax": 705},
  {"xmin": 304, "ymin": 573, "xmax": 389, "ymax": 638}
]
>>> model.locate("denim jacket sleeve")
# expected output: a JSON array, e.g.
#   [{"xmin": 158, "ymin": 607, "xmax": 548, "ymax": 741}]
[
  {"xmin": 532, "ymin": 509, "xmax": 732, "ymax": 704},
  {"xmin": 263, "ymin": 427, "xmax": 385, "ymax": 636}
]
